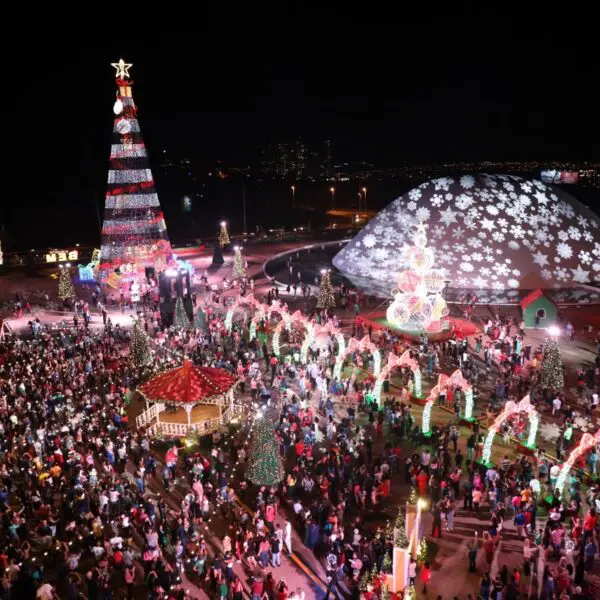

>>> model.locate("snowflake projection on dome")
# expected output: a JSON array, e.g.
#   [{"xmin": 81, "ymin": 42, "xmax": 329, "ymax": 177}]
[
  {"xmin": 386, "ymin": 222, "xmax": 449, "ymax": 333},
  {"xmin": 333, "ymin": 174, "xmax": 600, "ymax": 296}
]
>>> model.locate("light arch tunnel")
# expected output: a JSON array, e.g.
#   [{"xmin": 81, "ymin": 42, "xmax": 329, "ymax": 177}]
[
  {"xmin": 417, "ymin": 369, "xmax": 475, "ymax": 435},
  {"xmin": 556, "ymin": 428, "xmax": 600, "ymax": 499}
]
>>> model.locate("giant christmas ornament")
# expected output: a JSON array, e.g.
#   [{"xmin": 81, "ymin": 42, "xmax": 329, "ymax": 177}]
[{"xmin": 386, "ymin": 221, "xmax": 449, "ymax": 332}]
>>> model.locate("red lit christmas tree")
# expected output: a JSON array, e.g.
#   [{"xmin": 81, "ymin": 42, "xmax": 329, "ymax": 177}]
[{"xmin": 99, "ymin": 59, "xmax": 172, "ymax": 283}]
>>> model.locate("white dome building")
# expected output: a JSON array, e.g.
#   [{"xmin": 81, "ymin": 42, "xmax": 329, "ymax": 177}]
[{"xmin": 333, "ymin": 174, "xmax": 600, "ymax": 303}]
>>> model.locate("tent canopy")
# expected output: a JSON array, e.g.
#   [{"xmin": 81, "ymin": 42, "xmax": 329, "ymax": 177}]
[{"xmin": 138, "ymin": 359, "xmax": 237, "ymax": 405}]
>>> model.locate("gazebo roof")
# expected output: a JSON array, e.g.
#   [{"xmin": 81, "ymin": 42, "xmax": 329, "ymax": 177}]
[{"xmin": 138, "ymin": 360, "xmax": 237, "ymax": 405}]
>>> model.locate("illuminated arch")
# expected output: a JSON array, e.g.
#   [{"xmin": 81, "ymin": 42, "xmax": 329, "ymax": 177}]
[
  {"xmin": 266, "ymin": 299, "xmax": 289, "ymax": 321},
  {"xmin": 422, "ymin": 369, "xmax": 473, "ymax": 434},
  {"xmin": 249, "ymin": 306, "xmax": 266, "ymax": 342},
  {"xmin": 309, "ymin": 320, "xmax": 346, "ymax": 366},
  {"xmin": 481, "ymin": 395, "xmax": 539, "ymax": 465},
  {"xmin": 272, "ymin": 310, "xmax": 313, "ymax": 363},
  {"xmin": 332, "ymin": 335, "xmax": 381, "ymax": 381},
  {"xmin": 556, "ymin": 428, "xmax": 600, "ymax": 498},
  {"xmin": 373, "ymin": 350, "xmax": 422, "ymax": 404},
  {"xmin": 224, "ymin": 293, "xmax": 264, "ymax": 332}
]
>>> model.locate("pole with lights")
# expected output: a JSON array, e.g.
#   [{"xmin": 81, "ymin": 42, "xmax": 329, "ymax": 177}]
[
  {"xmin": 329, "ymin": 186, "xmax": 335, "ymax": 208},
  {"xmin": 291, "ymin": 185, "xmax": 296, "ymax": 208}
]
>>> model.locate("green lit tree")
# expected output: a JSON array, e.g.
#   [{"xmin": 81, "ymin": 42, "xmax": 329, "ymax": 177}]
[
  {"xmin": 233, "ymin": 246, "xmax": 246, "ymax": 278},
  {"xmin": 246, "ymin": 416, "xmax": 284, "ymax": 487},
  {"xmin": 173, "ymin": 297, "xmax": 192, "ymax": 330},
  {"xmin": 58, "ymin": 265, "xmax": 76, "ymax": 300},
  {"xmin": 130, "ymin": 320, "xmax": 151, "ymax": 367},
  {"xmin": 219, "ymin": 221, "xmax": 230, "ymax": 247},
  {"xmin": 408, "ymin": 486, "xmax": 418, "ymax": 504},
  {"xmin": 540, "ymin": 338, "xmax": 564, "ymax": 393},
  {"xmin": 418, "ymin": 536, "xmax": 428, "ymax": 563},
  {"xmin": 405, "ymin": 583, "xmax": 417, "ymax": 600},
  {"xmin": 316, "ymin": 269, "xmax": 336, "ymax": 310},
  {"xmin": 394, "ymin": 506, "xmax": 409, "ymax": 548}
]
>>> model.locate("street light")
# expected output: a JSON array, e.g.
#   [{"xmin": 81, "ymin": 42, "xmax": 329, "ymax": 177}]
[
  {"xmin": 329, "ymin": 186, "xmax": 335, "ymax": 208},
  {"xmin": 547, "ymin": 325, "xmax": 561, "ymax": 338},
  {"xmin": 362, "ymin": 187, "xmax": 367, "ymax": 212},
  {"xmin": 290, "ymin": 185, "xmax": 296, "ymax": 208}
]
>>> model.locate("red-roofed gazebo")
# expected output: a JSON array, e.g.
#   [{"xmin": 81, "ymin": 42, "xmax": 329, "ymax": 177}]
[{"xmin": 136, "ymin": 360, "xmax": 241, "ymax": 437}]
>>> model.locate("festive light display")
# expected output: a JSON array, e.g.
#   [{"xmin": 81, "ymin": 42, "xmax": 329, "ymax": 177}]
[
  {"xmin": 272, "ymin": 311, "xmax": 310, "ymax": 359},
  {"xmin": 540, "ymin": 337, "xmax": 564, "ymax": 392},
  {"xmin": 246, "ymin": 415, "xmax": 285, "ymax": 486},
  {"xmin": 334, "ymin": 174, "xmax": 600, "ymax": 297},
  {"xmin": 332, "ymin": 334, "xmax": 382, "ymax": 381},
  {"xmin": 219, "ymin": 221, "xmax": 230, "ymax": 248},
  {"xmin": 556, "ymin": 428, "xmax": 600, "ymax": 498},
  {"xmin": 58, "ymin": 265, "xmax": 76, "ymax": 300},
  {"xmin": 46, "ymin": 250, "xmax": 78, "ymax": 263},
  {"xmin": 130, "ymin": 320, "xmax": 152, "ymax": 367},
  {"xmin": 373, "ymin": 350, "xmax": 420, "ymax": 403},
  {"xmin": 408, "ymin": 486, "xmax": 418, "ymax": 504},
  {"xmin": 100, "ymin": 59, "xmax": 172, "ymax": 283},
  {"xmin": 78, "ymin": 248, "xmax": 101, "ymax": 282},
  {"xmin": 421, "ymin": 370, "xmax": 472, "ymax": 434},
  {"xmin": 299, "ymin": 322, "xmax": 314, "ymax": 364},
  {"xmin": 316, "ymin": 269, "xmax": 336, "ymax": 310},
  {"xmin": 405, "ymin": 584, "xmax": 417, "ymax": 600},
  {"xmin": 173, "ymin": 297, "xmax": 192, "ymax": 330},
  {"xmin": 394, "ymin": 505, "xmax": 409, "ymax": 548},
  {"xmin": 481, "ymin": 395, "xmax": 538, "ymax": 465},
  {"xmin": 233, "ymin": 246, "xmax": 246, "ymax": 279},
  {"xmin": 386, "ymin": 221, "xmax": 449, "ymax": 333},
  {"xmin": 224, "ymin": 294, "xmax": 263, "ymax": 333}
]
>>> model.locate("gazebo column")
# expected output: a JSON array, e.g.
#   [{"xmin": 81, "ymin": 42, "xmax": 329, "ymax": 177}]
[
  {"xmin": 229, "ymin": 389, "xmax": 234, "ymax": 413},
  {"xmin": 156, "ymin": 403, "xmax": 160, "ymax": 424},
  {"xmin": 184, "ymin": 404, "xmax": 193, "ymax": 425}
]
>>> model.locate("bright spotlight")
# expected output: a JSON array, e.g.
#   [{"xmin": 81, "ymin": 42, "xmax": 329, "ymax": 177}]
[
  {"xmin": 165, "ymin": 268, "xmax": 178, "ymax": 277},
  {"xmin": 547, "ymin": 325, "xmax": 561, "ymax": 337}
]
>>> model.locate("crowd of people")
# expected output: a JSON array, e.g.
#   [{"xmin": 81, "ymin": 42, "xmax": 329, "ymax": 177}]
[{"xmin": 0, "ymin": 264, "xmax": 597, "ymax": 600}]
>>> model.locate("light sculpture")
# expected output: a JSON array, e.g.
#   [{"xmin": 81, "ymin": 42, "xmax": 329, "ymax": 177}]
[
  {"xmin": 386, "ymin": 221, "xmax": 449, "ymax": 333},
  {"xmin": 556, "ymin": 428, "xmax": 600, "ymax": 498},
  {"xmin": 373, "ymin": 350, "xmax": 420, "ymax": 404},
  {"xmin": 481, "ymin": 395, "xmax": 538, "ymax": 465},
  {"xmin": 421, "ymin": 369, "xmax": 472, "ymax": 434}
]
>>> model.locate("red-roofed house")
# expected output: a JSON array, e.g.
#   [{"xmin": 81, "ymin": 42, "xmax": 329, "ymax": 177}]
[{"xmin": 520, "ymin": 289, "xmax": 557, "ymax": 328}]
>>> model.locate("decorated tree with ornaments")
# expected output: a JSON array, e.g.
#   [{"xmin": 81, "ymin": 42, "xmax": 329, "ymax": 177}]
[
  {"xmin": 317, "ymin": 270, "xmax": 336, "ymax": 310},
  {"xmin": 247, "ymin": 416, "xmax": 284, "ymax": 487},
  {"xmin": 404, "ymin": 583, "xmax": 417, "ymax": 600},
  {"xmin": 386, "ymin": 221, "xmax": 448, "ymax": 333},
  {"xmin": 130, "ymin": 320, "xmax": 151, "ymax": 367},
  {"xmin": 173, "ymin": 297, "xmax": 192, "ymax": 330},
  {"xmin": 99, "ymin": 59, "xmax": 172, "ymax": 283},
  {"xmin": 418, "ymin": 536, "xmax": 428, "ymax": 563},
  {"xmin": 540, "ymin": 338, "xmax": 564, "ymax": 393},
  {"xmin": 233, "ymin": 247, "xmax": 246, "ymax": 279},
  {"xmin": 58, "ymin": 266, "xmax": 76, "ymax": 301},
  {"xmin": 219, "ymin": 221, "xmax": 230, "ymax": 248}
]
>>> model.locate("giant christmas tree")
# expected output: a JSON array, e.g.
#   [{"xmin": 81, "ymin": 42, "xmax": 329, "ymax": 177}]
[
  {"xmin": 99, "ymin": 59, "xmax": 172, "ymax": 283},
  {"xmin": 317, "ymin": 269, "xmax": 336, "ymax": 310}
]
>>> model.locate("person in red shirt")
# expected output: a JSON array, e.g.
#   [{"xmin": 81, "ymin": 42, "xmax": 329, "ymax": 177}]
[{"xmin": 251, "ymin": 575, "xmax": 264, "ymax": 600}]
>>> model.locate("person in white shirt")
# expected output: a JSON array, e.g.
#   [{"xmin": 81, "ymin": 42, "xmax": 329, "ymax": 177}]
[{"xmin": 552, "ymin": 397, "xmax": 562, "ymax": 415}]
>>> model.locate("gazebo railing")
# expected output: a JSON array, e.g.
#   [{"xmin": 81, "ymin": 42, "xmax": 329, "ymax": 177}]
[
  {"xmin": 143, "ymin": 403, "xmax": 246, "ymax": 438},
  {"xmin": 136, "ymin": 402, "xmax": 166, "ymax": 429}
]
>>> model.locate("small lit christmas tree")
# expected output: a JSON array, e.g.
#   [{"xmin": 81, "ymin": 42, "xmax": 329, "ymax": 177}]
[
  {"xmin": 233, "ymin": 246, "xmax": 246, "ymax": 278},
  {"xmin": 540, "ymin": 337, "xmax": 564, "ymax": 393},
  {"xmin": 405, "ymin": 583, "xmax": 417, "ymax": 600},
  {"xmin": 380, "ymin": 583, "xmax": 391, "ymax": 600},
  {"xmin": 130, "ymin": 320, "xmax": 151, "ymax": 367},
  {"xmin": 173, "ymin": 297, "xmax": 192, "ymax": 330},
  {"xmin": 219, "ymin": 221, "xmax": 230, "ymax": 248},
  {"xmin": 394, "ymin": 506, "xmax": 409, "ymax": 548},
  {"xmin": 382, "ymin": 551, "xmax": 392, "ymax": 574},
  {"xmin": 58, "ymin": 265, "xmax": 76, "ymax": 300},
  {"xmin": 408, "ymin": 486, "xmax": 418, "ymax": 504},
  {"xmin": 247, "ymin": 416, "xmax": 285, "ymax": 487},
  {"xmin": 212, "ymin": 241, "xmax": 224, "ymax": 266},
  {"xmin": 317, "ymin": 269, "xmax": 336, "ymax": 310},
  {"xmin": 417, "ymin": 537, "xmax": 428, "ymax": 563}
]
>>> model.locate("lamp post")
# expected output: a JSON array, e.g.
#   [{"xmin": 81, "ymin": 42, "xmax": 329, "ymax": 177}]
[
  {"xmin": 362, "ymin": 187, "xmax": 367, "ymax": 212},
  {"xmin": 290, "ymin": 185, "xmax": 295, "ymax": 208},
  {"xmin": 329, "ymin": 186, "xmax": 335, "ymax": 208}
]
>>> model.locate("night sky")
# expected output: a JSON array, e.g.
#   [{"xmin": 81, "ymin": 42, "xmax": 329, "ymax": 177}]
[{"xmin": 9, "ymin": 23, "xmax": 598, "ymax": 249}]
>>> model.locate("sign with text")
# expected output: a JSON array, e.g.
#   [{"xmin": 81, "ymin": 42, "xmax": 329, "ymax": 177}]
[{"xmin": 46, "ymin": 250, "xmax": 79, "ymax": 263}]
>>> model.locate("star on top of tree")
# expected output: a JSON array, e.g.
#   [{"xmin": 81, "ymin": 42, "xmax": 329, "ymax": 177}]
[{"xmin": 111, "ymin": 58, "xmax": 133, "ymax": 79}]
